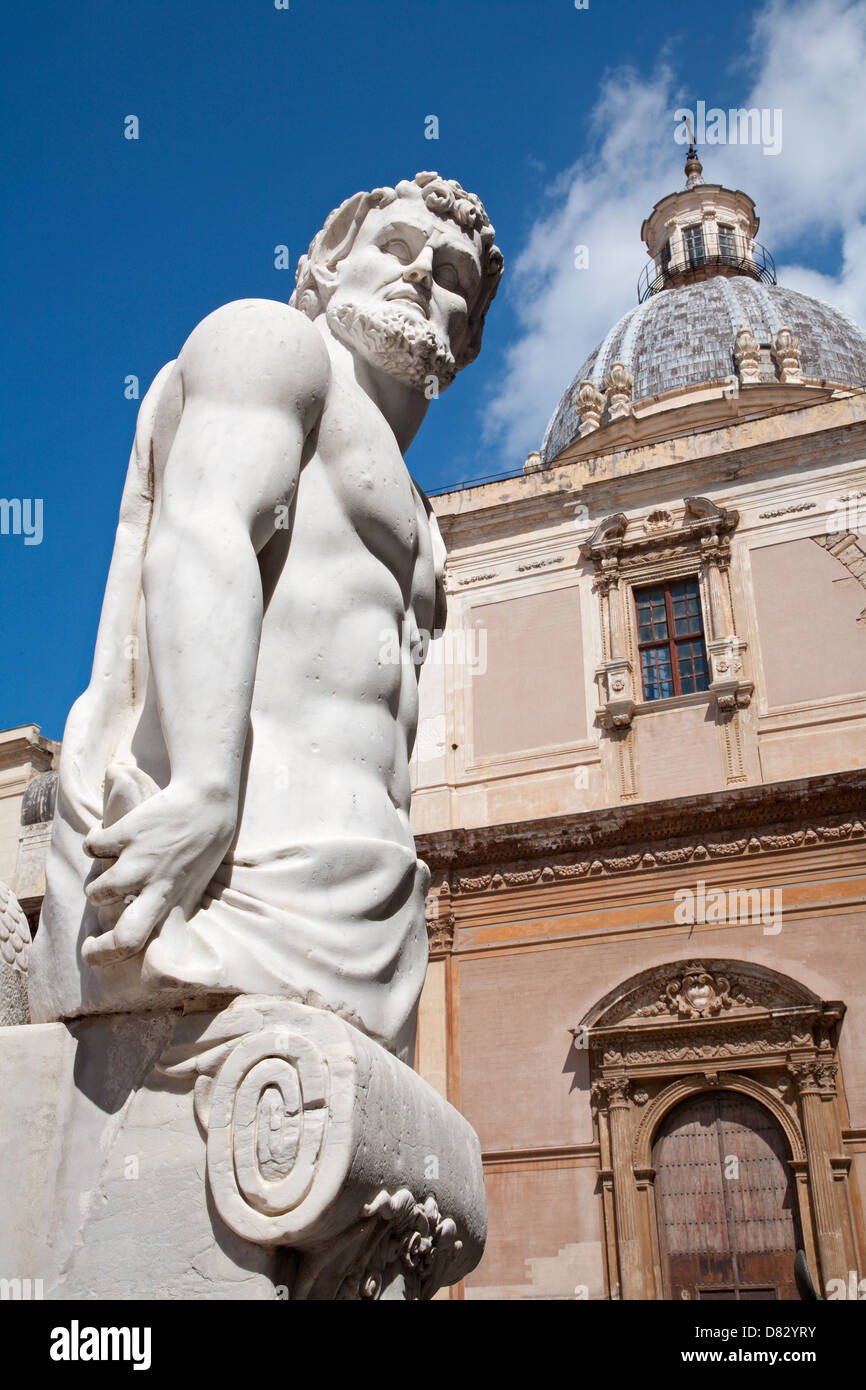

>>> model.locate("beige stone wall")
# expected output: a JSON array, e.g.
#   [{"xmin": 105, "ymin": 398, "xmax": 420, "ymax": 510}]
[
  {"xmin": 470, "ymin": 587, "xmax": 586, "ymax": 760},
  {"xmin": 750, "ymin": 538, "xmax": 866, "ymax": 707},
  {"xmin": 465, "ymin": 1166, "xmax": 604, "ymax": 1299},
  {"xmin": 413, "ymin": 397, "xmax": 866, "ymax": 833},
  {"xmin": 634, "ymin": 701, "xmax": 724, "ymax": 801}
]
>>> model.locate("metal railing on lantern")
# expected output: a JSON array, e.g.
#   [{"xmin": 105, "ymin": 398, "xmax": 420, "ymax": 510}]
[{"xmin": 637, "ymin": 241, "xmax": 777, "ymax": 302}]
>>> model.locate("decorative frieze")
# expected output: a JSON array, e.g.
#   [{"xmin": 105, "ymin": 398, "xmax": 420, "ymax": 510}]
[
  {"xmin": 416, "ymin": 768, "xmax": 866, "ymax": 878},
  {"xmin": 455, "ymin": 571, "xmax": 498, "ymax": 587},
  {"xmin": 516, "ymin": 555, "xmax": 564, "ymax": 572},
  {"xmin": 758, "ymin": 501, "xmax": 817, "ymax": 519},
  {"xmin": 437, "ymin": 814, "xmax": 865, "ymax": 898}
]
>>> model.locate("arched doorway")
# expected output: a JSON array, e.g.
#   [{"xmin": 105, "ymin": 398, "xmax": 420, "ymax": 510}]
[{"xmin": 653, "ymin": 1091, "xmax": 801, "ymax": 1300}]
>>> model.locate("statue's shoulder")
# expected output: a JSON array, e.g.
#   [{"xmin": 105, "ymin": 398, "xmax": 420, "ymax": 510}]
[{"xmin": 178, "ymin": 300, "xmax": 330, "ymax": 408}]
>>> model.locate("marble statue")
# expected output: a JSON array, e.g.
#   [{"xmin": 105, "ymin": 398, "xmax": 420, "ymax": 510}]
[
  {"xmin": 29, "ymin": 172, "xmax": 503, "ymax": 1066},
  {"xmin": 1, "ymin": 173, "xmax": 501, "ymax": 1300},
  {"xmin": 1, "ymin": 174, "xmax": 500, "ymax": 1299}
]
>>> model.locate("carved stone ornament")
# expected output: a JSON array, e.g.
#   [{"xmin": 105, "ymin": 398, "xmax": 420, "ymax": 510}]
[
  {"xmin": 585, "ymin": 513, "xmax": 629, "ymax": 552},
  {"xmin": 588, "ymin": 958, "xmax": 830, "ymax": 1028},
  {"xmin": 733, "ymin": 326, "xmax": 762, "ymax": 385},
  {"xmin": 156, "ymin": 996, "xmax": 486, "ymax": 1299},
  {"xmin": 576, "ymin": 379, "xmax": 605, "ymax": 435},
  {"xmin": 644, "ymin": 509, "xmax": 673, "ymax": 534},
  {"xmin": 574, "ymin": 960, "xmax": 845, "ymax": 1084},
  {"xmin": 787, "ymin": 1057, "xmax": 838, "ymax": 1097},
  {"xmin": 596, "ymin": 658, "xmax": 636, "ymax": 730},
  {"xmin": 634, "ymin": 964, "xmax": 754, "ymax": 1020},
  {"xmin": 0, "ymin": 879, "xmax": 30, "ymax": 1027},
  {"xmin": 426, "ymin": 885, "xmax": 456, "ymax": 955},
  {"xmin": 581, "ymin": 497, "xmax": 739, "ymax": 569},
  {"xmin": 707, "ymin": 636, "xmax": 753, "ymax": 711},
  {"xmin": 603, "ymin": 361, "xmax": 633, "ymax": 420},
  {"xmin": 523, "ymin": 449, "xmax": 543, "ymax": 474},
  {"xmin": 292, "ymin": 1189, "xmax": 464, "ymax": 1301},
  {"xmin": 771, "ymin": 325, "xmax": 803, "ymax": 384}
]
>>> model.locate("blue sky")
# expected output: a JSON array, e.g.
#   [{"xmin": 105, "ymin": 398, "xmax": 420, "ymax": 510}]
[{"xmin": 2, "ymin": 0, "xmax": 865, "ymax": 740}]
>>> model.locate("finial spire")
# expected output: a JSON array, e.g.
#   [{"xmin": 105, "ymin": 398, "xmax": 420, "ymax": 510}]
[{"xmin": 681, "ymin": 114, "xmax": 704, "ymax": 188}]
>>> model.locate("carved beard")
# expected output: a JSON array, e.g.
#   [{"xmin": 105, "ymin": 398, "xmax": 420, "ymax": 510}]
[{"xmin": 326, "ymin": 299, "xmax": 457, "ymax": 392}]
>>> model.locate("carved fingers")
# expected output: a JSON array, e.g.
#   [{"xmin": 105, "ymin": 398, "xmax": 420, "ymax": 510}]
[
  {"xmin": 80, "ymin": 885, "xmax": 169, "ymax": 967},
  {"xmin": 80, "ymin": 786, "xmax": 236, "ymax": 970}
]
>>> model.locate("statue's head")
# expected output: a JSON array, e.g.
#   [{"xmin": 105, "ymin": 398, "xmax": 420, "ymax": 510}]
[{"xmin": 290, "ymin": 172, "xmax": 503, "ymax": 392}]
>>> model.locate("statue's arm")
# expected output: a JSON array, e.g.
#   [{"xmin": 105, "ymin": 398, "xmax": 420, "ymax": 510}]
[
  {"xmin": 412, "ymin": 478, "xmax": 448, "ymax": 632},
  {"xmin": 138, "ymin": 300, "xmax": 328, "ymax": 802},
  {"xmin": 82, "ymin": 301, "xmax": 330, "ymax": 965}
]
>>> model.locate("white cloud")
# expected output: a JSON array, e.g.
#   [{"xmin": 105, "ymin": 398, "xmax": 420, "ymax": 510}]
[{"xmin": 484, "ymin": 0, "xmax": 866, "ymax": 465}]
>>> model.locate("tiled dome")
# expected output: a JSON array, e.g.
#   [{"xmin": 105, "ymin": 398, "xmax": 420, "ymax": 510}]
[{"xmin": 541, "ymin": 277, "xmax": 866, "ymax": 465}]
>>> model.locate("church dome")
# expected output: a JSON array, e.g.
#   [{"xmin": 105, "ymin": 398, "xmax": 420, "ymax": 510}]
[
  {"xmin": 540, "ymin": 145, "xmax": 866, "ymax": 466},
  {"xmin": 541, "ymin": 277, "xmax": 866, "ymax": 464}
]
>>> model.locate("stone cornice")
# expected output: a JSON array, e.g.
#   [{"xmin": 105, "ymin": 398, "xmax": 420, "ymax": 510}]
[
  {"xmin": 432, "ymin": 395, "xmax": 866, "ymax": 537},
  {"xmin": 0, "ymin": 727, "xmax": 59, "ymax": 790},
  {"xmin": 416, "ymin": 768, "xmax": 866, "ymax": 874}
]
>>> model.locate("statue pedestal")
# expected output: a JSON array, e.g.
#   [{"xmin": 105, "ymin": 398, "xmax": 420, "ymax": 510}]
[{"xmin": 0, "ymin": 997, "xmax": 486, "ymax": 1299}]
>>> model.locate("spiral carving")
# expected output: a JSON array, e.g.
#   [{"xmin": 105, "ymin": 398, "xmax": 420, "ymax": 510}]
[{"xmin": 206, "ymin": 1027, "xmax": 329, "ymax": 1243}]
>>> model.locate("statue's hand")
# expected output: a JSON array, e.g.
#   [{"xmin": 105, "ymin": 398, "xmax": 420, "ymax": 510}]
[{"xmin": 81, "ymin": 782, "xmax": 236, "ymax": 968}]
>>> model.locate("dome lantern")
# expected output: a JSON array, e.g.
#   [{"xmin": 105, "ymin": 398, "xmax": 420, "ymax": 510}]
[
  {"xmin": 539, "ymin": 143, "xmax": 866, "ymax": 468},
  {"xmin": 638, "ymin": 146, "xmax": 775, "ymax": 302}
]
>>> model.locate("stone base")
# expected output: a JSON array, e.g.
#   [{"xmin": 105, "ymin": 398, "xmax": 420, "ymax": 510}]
[{"xmin": 0, "ymin": 997, "xmax": 486, "ymax": 1299}]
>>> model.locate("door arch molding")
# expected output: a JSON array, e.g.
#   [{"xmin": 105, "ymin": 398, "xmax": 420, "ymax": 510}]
[
  {"xmin": 634, "ymin": 1072, "xmax": 806, "ymax": 1169},
  {"xmin": 577, "ymin": 957, "xmax": 857, "ymax": 1299}
]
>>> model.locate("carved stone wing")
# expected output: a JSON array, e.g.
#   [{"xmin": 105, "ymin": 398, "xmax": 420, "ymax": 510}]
[
  {"xmin": 0, "ymin": 880, "xmax": 30, "ymax": 974},
  {"xmin": 0, "ymin": 879, "xmax": 31, "ymax": 1026}
]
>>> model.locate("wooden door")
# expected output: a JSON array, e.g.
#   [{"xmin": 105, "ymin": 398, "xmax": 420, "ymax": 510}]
[{"xmin": 653, "ymin": 1091, "xmax": 800, "ymax": 1300}]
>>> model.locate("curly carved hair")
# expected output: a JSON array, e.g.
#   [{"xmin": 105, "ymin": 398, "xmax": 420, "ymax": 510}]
[{"xmin": 290, "ymin": 172, "xmax": 503, "ymax": 371}]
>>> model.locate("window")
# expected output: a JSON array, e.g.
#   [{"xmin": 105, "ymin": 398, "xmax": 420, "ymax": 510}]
[
  {"xmin": 635, "ymin": 579, "xmax": 710, "ymax": 701},
  {"xmin": 717, "ymin": 224, "xmax": 738, "ymax": 264},
  {"xmin": 682, "ymin": 224, "xmax": 705, "ymax": 268}
]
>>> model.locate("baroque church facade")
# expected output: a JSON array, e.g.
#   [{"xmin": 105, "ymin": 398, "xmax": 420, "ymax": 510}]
[
  {"xmin": 409, "ymin": 151, "xmax": 866, "ymax": 1299},
  {"xmin": 2, "ymin": 151, "xmax": 865, "ymax": 1300}
]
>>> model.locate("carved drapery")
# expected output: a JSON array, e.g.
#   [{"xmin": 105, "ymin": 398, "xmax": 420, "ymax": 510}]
[{"xmin": 578, "ymin": 960, "xmax": 856, "ymax": 1300}]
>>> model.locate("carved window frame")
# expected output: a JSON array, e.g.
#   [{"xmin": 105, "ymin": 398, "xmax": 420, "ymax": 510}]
[{"xmin": 580, "ymin": 498, "xmax": 753, "ymax": 736}]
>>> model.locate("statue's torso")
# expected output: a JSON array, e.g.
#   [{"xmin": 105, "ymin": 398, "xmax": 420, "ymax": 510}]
[{"xmin": 146, "ymin": 336, "xmax": 437, "ymax": 858}]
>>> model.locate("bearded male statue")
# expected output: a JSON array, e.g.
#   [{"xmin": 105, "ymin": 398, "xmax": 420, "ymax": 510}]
[{"xmin": 30, "ymin": 172, "xmax": 503, "ymax": 1065}]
